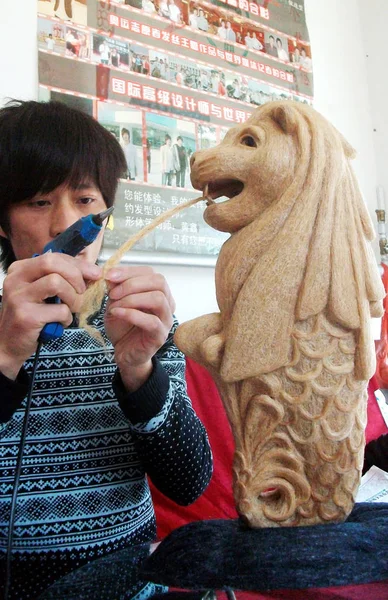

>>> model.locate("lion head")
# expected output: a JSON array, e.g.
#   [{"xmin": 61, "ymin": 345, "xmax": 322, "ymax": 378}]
[{"xmin": 190, "ymin": 101, "xmax": 385, "ymax": 383}]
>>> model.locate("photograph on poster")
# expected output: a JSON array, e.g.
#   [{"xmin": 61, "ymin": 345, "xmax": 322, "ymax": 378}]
[
  {"xmin": 247, "ymin": 79, "xmax": 271, "ymax": 106},
  {"xmin": 38, "ymin": 0, "xmax": 87, "ymax": 25},
  {"xmin": 120, "ymin": 0, "xmax": 184, "ymax": 22},
  {"xmin": 92, "ymin": 35, "xmax": 130, "ymax": 68},
  {"xmin": 38, "ymin": 17, "xmax": 65, "ymax": 53},
  {"xmin": 91, "ymin": 34, "xmax": 130, "ymax": 68},
  {"xmin": 37, "ymin": 0, "xmax": 313, "ymax": 263},
  {"xmin": 128, "ymin": 43, "xmax": 150, "ymax": 74},
  {"xmin": 149, "ymin": 50, "xmax": 169, "ymax": 80},
  {"xmin": 97, "ymin": 102, "xmax": 144, "ymax": 183},
  {"xmin": 146, "ymin": 113, "xmax": 195, "ymax": 189},
  {"xmin": 197, "ymin": 124, "xmax": 218, "ymax": 150},
  {"xmin": 263, "ymin": 31, "xmax": 290, "ymax": 62},
  {"xmin": 288, "ymin": 40, "xmax": 313, "ymax": 70},
  {"xmin": 224, "ymin": 73, "xmax": 249, "ymax": 102},
  {"xmin": 65, "ymin": 26, "xmax": 89, "ymax": 59},
  {"xmin": 242, "ymin": 27, "xmax": 265, "ymax": 52}
]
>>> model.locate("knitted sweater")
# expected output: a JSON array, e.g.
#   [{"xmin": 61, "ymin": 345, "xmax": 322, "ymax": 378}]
[{"xmin": 0, "ymin": 309, "xmax": 212, "ymax": 599}]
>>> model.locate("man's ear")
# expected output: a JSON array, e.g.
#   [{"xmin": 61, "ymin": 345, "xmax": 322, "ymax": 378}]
[{"xmin": 0, "ymin": 226, "xmax": 8, "ymax": 239}]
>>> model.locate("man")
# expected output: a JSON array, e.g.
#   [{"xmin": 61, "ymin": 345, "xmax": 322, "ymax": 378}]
[
  {"xmin": 265, "ymin": 34, "xmax": 278, "ymax": 57},
  {"xmin": 251, "ymin": 32, "xmax": 264, "ymax": 51},
  {"xmin": 225, "ymin": 21, "xmax": 236, "ymax": 43},
  {"xmin": 0, "ymin": 100, "xmax": 212, "ymax": 599},
  {"xmin": 189, "ymin": 7, "xmax": 198, "ymax": 28},
  {"xmin": 121, "ymin": 127, "xmax": 138, "ymax": 180},
  {"xmin": 276, "ymin": 37, "xmax": 289, "ymax": 61},
  {"xmin": 45, "ymin": 33, "xmax": 55, "ymax": 51},
  {"xmin": 300, "ymin": 47, "xmax": 313, "ymax": 71},
  {"xmin": 244, "ymin": 31, "xmax": 253, "ymax": 49},
  {"xmin": 173, "ymin": 136, "xmax": 188, "ymax": 188},
  {"xmin": 168, "ymin": 0, "xmax": 181, "ymax": 23},
  {"xmin": 291, "ymin": 46, "xmax": 301, "ymax": 63},
  {"xmin": 99, "ymin": 39, "xmax": 110, "ymax": 64},
  {"xmin": 197, "ymin": 9, "xmax": 208, "ymax": 32},
  {"xmin": 218, "ymin": 19, "xmax": 227, "ymax": 40},
  {"xmin": 160, "ymin": 133, "xmax": 175, "ymax": 186}
]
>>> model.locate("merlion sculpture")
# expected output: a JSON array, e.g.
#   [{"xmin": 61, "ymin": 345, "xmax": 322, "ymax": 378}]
[{"xmin": 175, "ymin": 101, "xmax": 385, "ymax": 528}]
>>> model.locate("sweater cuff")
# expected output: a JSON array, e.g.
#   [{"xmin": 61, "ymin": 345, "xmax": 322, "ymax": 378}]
[
  {"xmin": 113, "ymin": 357, "xmax": 170, "ymax": 424},
  {"xmin": 0, "ymin": 367, "xmax": 30, "ymax": 423}
]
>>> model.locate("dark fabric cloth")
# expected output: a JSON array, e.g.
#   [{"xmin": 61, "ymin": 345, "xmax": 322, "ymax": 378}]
[
  {"xmin": 113, "ymin": 356, "xmax": 170, "ymax": 423},
  {"xmin": 141, "ymin": 504, "xmax": 388, "ymax": 591},
  {"xmin": 37, "ymin": 543, "xmax": 166, "ymax": 600},
  {"xmin": 0, "ymin": 368, "xmax": 29, "ymax": 422},
  {"xmin": 363, "ymin": 433, "xmax": 388, "ymax": 474}
]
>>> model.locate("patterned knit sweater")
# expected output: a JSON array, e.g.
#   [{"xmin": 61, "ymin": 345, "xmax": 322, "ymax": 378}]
[{"xmin": 0, "ymin": 308, "xmax": 212, "ymax": 599}]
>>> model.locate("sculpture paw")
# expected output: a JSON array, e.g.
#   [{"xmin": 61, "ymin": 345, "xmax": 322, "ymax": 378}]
[{"xmin": 201, "ymin": 333, "xmax": 225, "ymax": 369}]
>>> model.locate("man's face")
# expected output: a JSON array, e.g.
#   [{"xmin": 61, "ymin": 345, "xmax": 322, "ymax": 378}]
[
  {"xmin": 122, "ymin": 133, "xmax": 129, "ymax": 143},
  {"xmin": 0, "ymin": 183, "xmax": 108, "ymax": 265}
]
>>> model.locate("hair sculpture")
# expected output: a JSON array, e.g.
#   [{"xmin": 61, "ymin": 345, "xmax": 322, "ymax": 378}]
[{"xmin": 174, "ymin": 101, "xmax": 385, "ymax": 528}]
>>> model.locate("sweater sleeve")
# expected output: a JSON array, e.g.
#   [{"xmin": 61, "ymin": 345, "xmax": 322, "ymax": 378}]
[
  {"xmin": 0, "ymin": 367, "xmax": 30, "ymax": 434},
  {"xmin": 113, "ymin": 318, "xmax": 213, "ymax": 506}
]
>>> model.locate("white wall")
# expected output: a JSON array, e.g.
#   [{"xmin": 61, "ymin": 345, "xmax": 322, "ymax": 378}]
[
  {"xmin": 358, "ymin": 0, "xmax": 388, "ymax": 215},
  {"xmin": 0, "ymin": 0, "xmax": 383, "ymax": 322},
  {"xmin": 305, "ymin": 0, "xmax": 379, "ymax": 254}
]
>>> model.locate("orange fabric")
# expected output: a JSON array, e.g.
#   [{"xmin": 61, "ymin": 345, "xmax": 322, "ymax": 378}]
[
  {"xmin": 366, "ymin": 375, "xmax": 388, "ymax": 444},
  {"xmin": 150, "ymin": 358, "xmax": 237, "ymax": 540}
]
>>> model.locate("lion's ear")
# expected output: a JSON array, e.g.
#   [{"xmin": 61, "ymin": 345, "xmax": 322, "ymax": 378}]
[{"xmin": 271, "ymin": 105, "xmax": 298, "ymax": 134}]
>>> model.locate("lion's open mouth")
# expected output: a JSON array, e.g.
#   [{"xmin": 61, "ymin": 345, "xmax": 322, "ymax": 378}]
[{"xmin": 204, "ymin": 179, "xmax": 244, "ymax": 205}]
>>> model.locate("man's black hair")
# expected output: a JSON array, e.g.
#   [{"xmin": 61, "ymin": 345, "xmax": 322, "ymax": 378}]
[{"xmin": 0, "ymin": 99, "xmax": 126, "ymax": 270}]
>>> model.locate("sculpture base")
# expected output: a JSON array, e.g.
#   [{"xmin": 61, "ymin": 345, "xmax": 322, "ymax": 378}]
[{"xmin": 141, "ymin": 503, "xmax": 388, "ymax": 592}]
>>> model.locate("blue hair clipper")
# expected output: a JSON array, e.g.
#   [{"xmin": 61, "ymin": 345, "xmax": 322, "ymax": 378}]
[{"xmin": 38, "ymin": 206, "xmax": 114, "ymax": 343}]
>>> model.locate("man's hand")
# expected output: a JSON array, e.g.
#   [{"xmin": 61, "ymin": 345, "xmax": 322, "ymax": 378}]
[
  {"xmin": 0, "ymin": 254, "xmax": 102, "ymax": 380},
  {"xmin": 104, "ymin": 266, "xmax": 175, "ymax": 392}
]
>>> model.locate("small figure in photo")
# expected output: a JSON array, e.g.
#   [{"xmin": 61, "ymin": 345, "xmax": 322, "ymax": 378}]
[
  {"xmin": 265, "ymin": 34, "xmax": 278, "ymax": 57},
  {"xmin": 173, "ymin": 136, "xmax": 188, "ymax": 188},
  {"xmin": 189, "ymin": 7, "xmax": 199, "ymax": 28},
  {"xmin": 300, "ymin": 47, "xmax": 313, "ymax": 70},
  {"xmin": 225, "ymin": 21, "xmax": 236, "ymax": 42},
  {"xmin": 99, "ymin": 39, "xmax": 111, "ymax": 64},
  {"xmin": 46, "ymin": 33, "xmax": 55, "ymax": 51},
  {"xmin": 197, "ymin": 9, "xmax": 208, "ymax": 32},
  {"xmin": 121, "ymin": 128, "xmax": 138, "ymax": 180},
  {"xmin": 276, "ymin": 37, "xmax": 289, "ymax": 61},
  {"xmin": 218, "ymin": 19, "xmax": 227, "ymax": 40},
  {"xmin": 160, "ymin": 134, "xmax": 175, "ymax": 186}
]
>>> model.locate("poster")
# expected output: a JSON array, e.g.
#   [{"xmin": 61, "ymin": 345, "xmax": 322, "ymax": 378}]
[{"xmin": 37, "ymin": 0, "xmax": 313, "ymax": 265}]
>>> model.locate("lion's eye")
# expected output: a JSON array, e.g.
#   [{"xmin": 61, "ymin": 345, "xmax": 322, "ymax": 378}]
[{"xmin": 240, "ymin": 135, "xmax": 257, "ymax": 148}]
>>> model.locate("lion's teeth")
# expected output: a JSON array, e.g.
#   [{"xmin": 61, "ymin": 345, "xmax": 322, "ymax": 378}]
[{"xmin": 204, "ymin": 184, "xmax": 214, "ymax": 205}]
